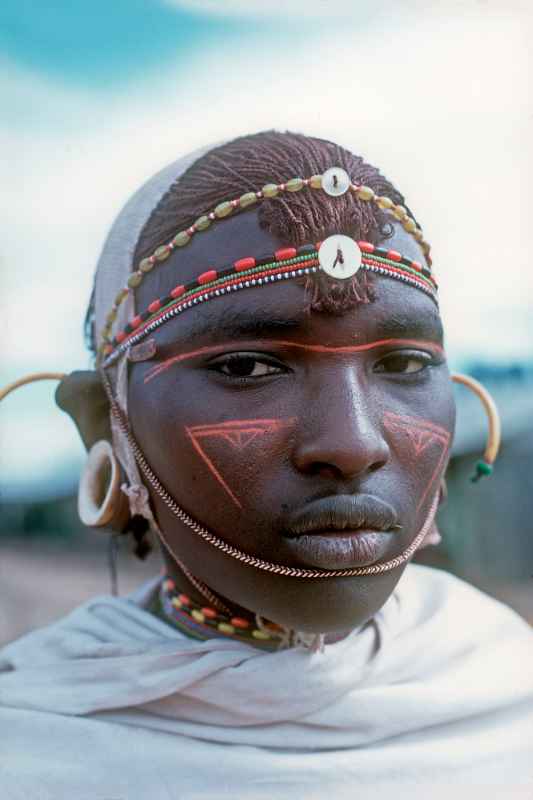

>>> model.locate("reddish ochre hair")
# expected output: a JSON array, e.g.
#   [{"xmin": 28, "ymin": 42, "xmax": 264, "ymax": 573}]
[{"xmin": 86, "ymin": 130, "xmax": 418, "ymax": 354}]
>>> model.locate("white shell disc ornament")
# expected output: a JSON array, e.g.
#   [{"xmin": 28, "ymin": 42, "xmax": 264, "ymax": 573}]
[
  {"xmin": 321, "ymin": 166, "xmax": 351, "ymax": 196},
  {"xmin": 318, "ymin": 235, "xmax": 362, "ymax": 280}
]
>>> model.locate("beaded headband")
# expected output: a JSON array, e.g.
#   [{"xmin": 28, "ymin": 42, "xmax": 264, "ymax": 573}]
[
  {"xmin": 98, "ymin": 166, "xmax": 434, "ymax": 362},
  {"xmin": 101, "ymin": 237, "xmax": 438, "ymax": 368}
]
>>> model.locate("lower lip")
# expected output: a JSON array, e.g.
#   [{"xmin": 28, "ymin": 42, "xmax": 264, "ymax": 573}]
[{"xmin": 281, "ymin": 529, "xmax": 393, "ymax": 570}]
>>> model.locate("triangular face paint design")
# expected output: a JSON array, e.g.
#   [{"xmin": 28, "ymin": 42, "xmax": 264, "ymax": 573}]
[
  {"xmin": 186, "ymin": 419, "xmax": 295, "ymax": 508},
  {"xmin": 383, "ymin": 412, "xmax": 451, "ymax": 512}
]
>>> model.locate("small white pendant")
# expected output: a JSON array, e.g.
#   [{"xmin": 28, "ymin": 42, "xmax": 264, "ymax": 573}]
[
  {"xmin": 322, "ymin": 166, "xmax": 351, "ymax": 196},
  {"xmin": 318, "ymin": 235, "xmax": 362, "ymax": 280}
]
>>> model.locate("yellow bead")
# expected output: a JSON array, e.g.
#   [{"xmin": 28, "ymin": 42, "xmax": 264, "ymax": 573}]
[
  {"xmin": 139, "ymin": 257, "xmax": 155, "ymax": 273},
  {"xmin": 194, "ymin": 215, "xmax": 211, "ymax": 231},
  {"xmin": 191, "ymin": 610, "xmax": 205, "ymax": 623},
  {"xmin": 392, "ymin": 204, "xmax": 408, "ymax": 221},
  {"xmin": 172, "ymin": 231, "xmax": 191, "ymax": 247},
  {"xmin": 252, "ymin": 629, "xmax": 271, "ymax": 640},
  {"xmin": 218, "ymin": 622, "xmax": 236, "ymax": 634},
  {"xmin": 154, "ymin": 245, "xmax": 171, "ymax": 262},
  {"xmin": 309, "ymin": 174, "xmax": 322, "ymax": 189},
  {"xmin": 171, "ymin": 597, "xmax": 182, "ymax": 608},
  {"xmin": 106, "ymin": 309, "xmax": 117, "ymax": 323},
  {"xmin": 376, "ymin": 195, "xmax": 394, "ymax": 210},
  {"xmin": 357, "ymin": 185, "xmax": 375, "ymax": 201},
  {"xmin": 127, "ymin": 272, "xmax": 143, "ymax": 288},
  {"xmin": 262, "ymin": 183, "xmax": 279, "ymax": 198},
  {"xmin": 214, "ymin": 201, "xmax": 233, "ymax": 218},
  {"xmin": 114, "ymin": 288, "xmax": 129, "ymax": 305},
  {"xmin": 402, "ymin": 217, "xmax": 417, "ymax": 233},
  {"xmin": 239, "ymin": 192, "xmax": 258, "ymax": 208},
  {"xmin": 286, "ymin": 178, "xmax": 304, "ymax": 192}
]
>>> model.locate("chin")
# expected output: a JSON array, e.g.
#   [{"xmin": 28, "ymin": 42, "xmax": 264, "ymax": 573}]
[{"xmin": 245, "ymin": 566, "xmax": 407, "ymax": 634}]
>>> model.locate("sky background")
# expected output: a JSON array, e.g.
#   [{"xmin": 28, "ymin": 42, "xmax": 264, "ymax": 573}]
[{"xmin": 1, "ymin": 0, "xmax": 532, "ymax": 500}]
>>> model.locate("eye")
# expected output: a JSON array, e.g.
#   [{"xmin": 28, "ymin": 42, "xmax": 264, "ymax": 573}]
[
  {"xmin": 373, "ymin": 351, "xmax": 434, "ymax": 375},
  {"xmin": 208, "ymin": 353, "xmax": 286, "ymax": 380}
]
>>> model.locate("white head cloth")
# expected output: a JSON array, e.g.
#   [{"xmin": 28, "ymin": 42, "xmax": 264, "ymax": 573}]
[{"xmin": 92, "ymin": 145, "xmax": 215, "ymax": 523}]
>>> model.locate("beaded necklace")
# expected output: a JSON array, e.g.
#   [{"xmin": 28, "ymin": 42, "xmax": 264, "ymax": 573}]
[{"xmin": 158, "ymin": 578, "xmax": 291, "ymax": 651}]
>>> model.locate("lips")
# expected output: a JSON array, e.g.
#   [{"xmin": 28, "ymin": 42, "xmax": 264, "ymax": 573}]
[{"xmin": 282, "ymin": 494, "xmax": 400, "ymax": 570}]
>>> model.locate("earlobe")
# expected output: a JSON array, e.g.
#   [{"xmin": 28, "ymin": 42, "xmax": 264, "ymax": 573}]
[{"xmin": 55, "ymin": 370, "xmax": 112, "ymax": 451}]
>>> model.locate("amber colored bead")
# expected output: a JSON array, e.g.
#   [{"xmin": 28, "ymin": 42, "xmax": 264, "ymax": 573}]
[
  {"xmin": 413, "ymin": 229, "xmax": 424, "ymax": 242},
  {"xmin": 357, "ymin": 185, "xmax": 375, "ymax": 201},
  {"xmin": 392, "ymin": 205, "xmax": 408, "ymax": 221},
  {"xmin": 376, "ymin": 195, "xmax": 394, "ymax": 210},
  {"xmin": 239, "ymin": 191, "xmax": 258, "ymax": 207},
  {"xmin": 139, "ymin": 257, "xmax": 155, "ymax": 273},
  {"xmin": 154, "ymin": 245, "xmax": 170, "ymax": 261},
  {"xmin": 172, "ymin": 231, "xmax": 191, "ymax": 247},
  {"xmin": 403, "ymin": 217, "xmax": 417, "ymax": 233},
  {"xmin": 214, "ymin": 201, "xmax": 233, "ymax": 218},
  {"xmin": 194, "ymin": 215, "xmax": 210, "ymax": 231},
  {"xmin": 127, "ymin": 271, "xmax": 143, "ymax": 288},
  {"xmin": 218, "ymin": 622, "xmax": 236, "ymax": 635},
  {"xmin": 252, "ymin": 629, "xmax": 271, "ymax": 640},
  {"xmin": 309, "ymin": 174, "xmax": 322, "ymax": 188},
  {"xmin": 262, "ymin": 183, "xmax": 279, "ymax": 198},
  {"xmin": 286, "ymin": 177, "xmax": 304, "ymax": 192}
]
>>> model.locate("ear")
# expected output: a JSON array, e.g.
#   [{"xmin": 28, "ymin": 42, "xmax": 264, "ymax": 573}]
[{"xmin": 55, "ymin": 371, "xmax": 112, "ymax": 451}]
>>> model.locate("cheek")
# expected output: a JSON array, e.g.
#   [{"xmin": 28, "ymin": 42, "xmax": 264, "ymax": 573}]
[
  {"xmin": 185, "ymin": 417, "xmax": 296, "ymax": 509},
  {"xmin": 383, "ymin": 411, "xmax": 452, "ymax": 512}
]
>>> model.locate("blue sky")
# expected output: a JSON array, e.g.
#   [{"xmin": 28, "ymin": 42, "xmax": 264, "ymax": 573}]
[{"xmin": 1, "ymin": 0, "xmax": 532, "ymax": 499}]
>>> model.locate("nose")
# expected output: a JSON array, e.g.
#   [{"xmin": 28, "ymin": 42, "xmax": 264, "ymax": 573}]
[{"xmin": 292, "ymin": 365, "xmax": 390, "ymax": 481}]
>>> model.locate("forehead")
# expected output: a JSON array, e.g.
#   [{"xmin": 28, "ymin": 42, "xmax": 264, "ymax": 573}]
[{"xmin": 133, "ymin": 208, "xmax": 441, "ymax": 348}]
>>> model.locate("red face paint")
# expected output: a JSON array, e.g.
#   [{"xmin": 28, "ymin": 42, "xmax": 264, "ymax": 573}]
[
  {"xmin": 383, "ymin": 411, "xmax": 451, "ymax": 512},
  {"xmin": 186, "ymin": 418, "xmax": 296, "ymax": 508},
  {"xmin": 144, "ymin": 338, "xmax": 444, "ymax": 384}
]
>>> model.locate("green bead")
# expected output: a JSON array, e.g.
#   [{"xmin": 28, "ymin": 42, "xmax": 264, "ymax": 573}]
[
  {"xmin": 172, "ymin": 230, "xmax": 191, "ymax": 247},
  {"xmin": 194, "ymin": 215, "xmax": 210, "ymax": 231},
  {"xmin": 239, "ymin": 192, "xmax": 258, "ymax": 208},
  {"xmin": 154, "ymin": 245, "xmax": 171, "ymax": 261},
  {"xmin": 471, "ymin": 460, "xmax": 493, "ymax": 483},
  {"xmin": 262, "ymin": 183, "xmax": 279, "ymax": 198},
  {"xmin": 214, "ymin": 201, "xmax": 233, "ymax": 218},
  {"xmin": 127, "ymin": 271, "xmax": 143, "ymax": 288},
  {"xmin": 286, "ymin": 178, "xmax": 304, "ymax": 192},
  {"xmin": 139, "ymin": 257, "xmax": 155, "ymax": 273}
]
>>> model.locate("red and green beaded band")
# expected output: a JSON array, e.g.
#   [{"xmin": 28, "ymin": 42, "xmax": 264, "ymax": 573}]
[
  {"xmin": 98, "ymin": 171, "xmax": 432, "ymax": 357},
  {"xmin": 101, "ymin": 240, "xmax": 437, "ymax": 367}
]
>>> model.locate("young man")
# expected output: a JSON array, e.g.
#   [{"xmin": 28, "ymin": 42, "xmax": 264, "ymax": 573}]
[{"xmin": 1, "ymin": 132, "xmax": 532, "ymax": 798}]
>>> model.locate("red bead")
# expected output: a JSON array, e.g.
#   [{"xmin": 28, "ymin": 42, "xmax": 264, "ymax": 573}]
[
  {"xmin": 202, "ymin": 607, "xmax": 218, "ymax": 619},
  {"xmin": 358, "ymin": 241, "xmax": 375, "ymax": 253},
  {"xmin": 164, "ymin": 578, "xmax": 176, "ymax": 591},
  {"xmin": 116, "ymin": 331, "xmax": 126, "ymax": 343},
  {"xmin": 386, "ymin": 249, "xmax": 402, "ymax": 262},
  {"xmin": 231, "ymin": 616, "xmax": 250, "ymax": 629},
  {"xmin": 148, "ymin": 299, "xmax": 162, "ymax": 313},
  {"xmin": 178, "ymin": 594, "xmax": 191, "ymax": 606},
  {"xmin": 198, "ymin": 270, "xmax": 217, "ymax": 285},
  {"xmin": 131, "ymin": 315, "xmax": 142, "ymax": 329},
  {"xmin": 171, "ymin": 284, "xmax": 185, "ymax": 299},
  {"xmin": 234, "ymin": 257, "xmax": 256, "ymax": 271},
  {"xmin": 275, "ymin": 247, "xmax": 297, "ymax": 261}
]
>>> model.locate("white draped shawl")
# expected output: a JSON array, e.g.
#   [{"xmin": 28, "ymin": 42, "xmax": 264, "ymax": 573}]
[{"xmin": 1, "ymin": 564, "xmax": 532, "ymax": 799}]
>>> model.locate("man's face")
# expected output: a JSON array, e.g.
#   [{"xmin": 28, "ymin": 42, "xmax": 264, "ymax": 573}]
[{"xmin": 129, "ymin": 210, "xmax": 454, "ymax": 632}]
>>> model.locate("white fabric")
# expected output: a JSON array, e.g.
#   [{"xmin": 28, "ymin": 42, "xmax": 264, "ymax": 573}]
[{"xmin": 1, "ymin": 565, "xmax": 532, "ymax": 798}]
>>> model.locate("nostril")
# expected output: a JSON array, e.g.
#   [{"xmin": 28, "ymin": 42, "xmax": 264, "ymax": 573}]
[{"xmin": 368, "ymin": 460, "xmax": 387, "ymax": 473}]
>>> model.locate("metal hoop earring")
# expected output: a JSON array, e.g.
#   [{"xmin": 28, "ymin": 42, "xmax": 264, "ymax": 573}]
[{"xmin": 451, "ymin": 373, "xmax": 501, "ymax": 482}]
